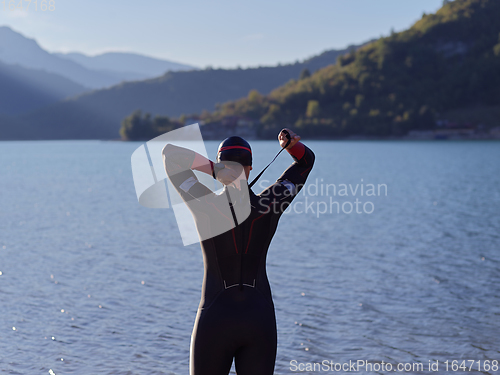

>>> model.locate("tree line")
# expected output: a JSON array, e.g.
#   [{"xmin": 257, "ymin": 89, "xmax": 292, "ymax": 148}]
[
  {"xmin": 121, "ymin": 0, "xmax": 500, "ymax": 140},
  {"xmin": 197, "ymin": 0, "xmax": 500, "ymax": 138}
]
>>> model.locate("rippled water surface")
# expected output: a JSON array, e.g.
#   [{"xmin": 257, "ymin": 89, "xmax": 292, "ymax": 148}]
[{"xmin": 1, "ymin": 140, "xmax": 499, "ymax": 374}]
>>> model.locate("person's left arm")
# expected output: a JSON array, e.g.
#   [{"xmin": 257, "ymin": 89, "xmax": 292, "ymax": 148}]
[
  {"xmin": 162, "ymin": 144, "xmax": 243, "ymax": 201},
  {"xmin": 258, "ymin": 129, "xmax": 315, "ymax": 215},
  {"xmin": 161, "ymin": 144, "xmax": 214, "ymax": 202}
]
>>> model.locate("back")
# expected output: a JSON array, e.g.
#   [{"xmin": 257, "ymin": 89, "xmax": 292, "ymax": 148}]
[{"xmin": 164, "ymin": 141, "xmax": 315, "ymax": 308}]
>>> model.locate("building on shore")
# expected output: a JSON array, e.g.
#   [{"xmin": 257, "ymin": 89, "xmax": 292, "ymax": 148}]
[
  {"xmin": 490, "ymin": 127, "xmax": 500, "ymax": 139},
  {"xmin": 407, "ymin": 118, "xmax": 500, "ymax": 140},
  {"xmin": 405, "ymin": 127, "xmax": 500, "ymax": 140},
  {"xmin": 197, "ymin": 116, "xmax": 259, "ymax": 140}
]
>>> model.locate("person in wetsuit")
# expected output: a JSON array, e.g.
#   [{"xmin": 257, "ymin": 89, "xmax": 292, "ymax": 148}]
[{"xmin": 162, "ymin": 128, "xmax": 315, "ymax": 375}]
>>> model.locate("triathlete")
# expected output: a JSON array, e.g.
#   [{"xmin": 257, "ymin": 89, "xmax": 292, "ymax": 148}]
[{"xmin": 162, "ymin": 128, "xmax": 315, "ymax": 375}]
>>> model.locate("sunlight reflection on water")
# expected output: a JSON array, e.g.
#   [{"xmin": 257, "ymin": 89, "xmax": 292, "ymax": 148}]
[{"xmin": 0, "ymin": 140, "xmax": 499, "ymax": 374}]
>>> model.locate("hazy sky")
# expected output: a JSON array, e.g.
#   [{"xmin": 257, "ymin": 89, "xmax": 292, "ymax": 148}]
[{"xmin": 1, "ymin": 0, "xmax": 444, "ymax": 68}]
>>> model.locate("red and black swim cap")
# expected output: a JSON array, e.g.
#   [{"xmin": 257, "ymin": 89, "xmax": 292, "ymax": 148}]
[{"xmin": 216, "ymin": 136, "xmax": 252, "ymax": 166}]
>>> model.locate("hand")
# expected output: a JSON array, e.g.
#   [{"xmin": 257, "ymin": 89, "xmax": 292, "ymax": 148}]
[{"xmin": 278, "ymin": 128, "xmax": 301, "ymax": 150}]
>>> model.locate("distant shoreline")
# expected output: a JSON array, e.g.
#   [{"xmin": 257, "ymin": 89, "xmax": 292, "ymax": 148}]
[{"xmin": 2, "ymin": 135, "xmax": 500, "ymax": 142}]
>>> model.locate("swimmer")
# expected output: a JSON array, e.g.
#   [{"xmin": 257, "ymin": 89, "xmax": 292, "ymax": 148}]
[{"xmin": 162, "ymin": 128, "xmax": 315, "ymax": 375}]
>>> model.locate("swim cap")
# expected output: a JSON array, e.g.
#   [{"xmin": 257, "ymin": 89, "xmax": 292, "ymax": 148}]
[{"xmin": 216, "ymin": 136, "xmax": 252, "ymax": 166}]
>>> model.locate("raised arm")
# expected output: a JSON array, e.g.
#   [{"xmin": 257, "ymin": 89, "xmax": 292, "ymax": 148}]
[
  {"xmin": 277, "ymin": 129, "xmax": 315, "ymax": 189},
  {"xmin": 258, "ymin": 129, "xmax": 315, "ymax": 214},
  {"xmin": 162, "ymin": 144, "xmax": 213, "ymax": 175},
  {"xmin": 162, "ymin": 144, "xmax": 246, "ymax": 200},
  {"xmin": 162, "ymin": 144, "xmax": 214, "ymax": 202}
]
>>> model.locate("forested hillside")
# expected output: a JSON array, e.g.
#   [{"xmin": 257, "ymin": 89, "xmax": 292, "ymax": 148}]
[
  {"xmin": 6, "ymin": 42, "xmax": 367, "ymax": 140},
  {"xmin": 197, "ymin": 0, "xmax": 500, "ymax": 138}
]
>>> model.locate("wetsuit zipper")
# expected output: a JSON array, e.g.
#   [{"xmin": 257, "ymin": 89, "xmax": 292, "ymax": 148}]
[{"xmin": 224, "ymin": 189, "xmax": 243, "ymax": 290}]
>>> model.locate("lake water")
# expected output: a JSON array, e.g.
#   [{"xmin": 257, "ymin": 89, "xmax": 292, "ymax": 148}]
[{"xmin": 1, "ymin": 140, "xmax": 499, "ymax": 375}]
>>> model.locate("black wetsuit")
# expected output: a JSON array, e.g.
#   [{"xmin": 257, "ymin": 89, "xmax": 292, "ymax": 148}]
[{"xmin": 164, "ymin": 143, "xmax": 315, "ymax": 375}]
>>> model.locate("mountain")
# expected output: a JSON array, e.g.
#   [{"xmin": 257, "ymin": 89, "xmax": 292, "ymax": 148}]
[
  {"xmin": 0, "ymin": 26, "xmax": 194, "ymax": 90},
  {"xmin": 0, "ymin": 60, "xmax": 87, "ymax": 115},
  {"xmin": 0, "ymin": 26, "xmax": 121, "ymax": 89},
  {"xmin": 193, "ymin": 0, "xmax": 500, "ymax": 138},
  {"xmin": 54, "ymin": 52, "xmax": 197, "ymax": 81},
  {"xmin": 11, "ymin": 41, "xmax": 370, "ymax": 140}
]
